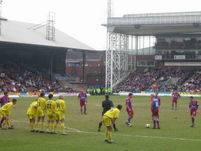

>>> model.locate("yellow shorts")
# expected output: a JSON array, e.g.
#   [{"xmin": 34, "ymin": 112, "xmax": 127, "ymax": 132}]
[
  {"xmin": 37, "ymin": 110, "xmax": 45, "ymax": 117},
  {"xmin": 0, "ymin": 110, "xmax": 5, "ymax": 118},
  {"xmin": 47, "ymin": 113, "xmax": 55, "ymax": 121},
  {"xmin": 27, "ymin": 114, "xmax": 36, "ymax": 120},
  {"xmin": 103, "ymin": 115, "xmax": 112, "ymax": 127},
  {"xmin": 55, "ymin": 112, "xmax": 65, "ymax": 121}
]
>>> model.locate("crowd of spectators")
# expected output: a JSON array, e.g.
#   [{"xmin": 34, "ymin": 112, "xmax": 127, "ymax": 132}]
[
  {"xmin": 0, "ymin": 62, "xmax": 74, "ymax": 93},
  {"xmin": 148, "ymin": 68, "xmax": 193, "ymax": 92},
  {"xmin": 114, "ymin": 68, "xmax": 161, "ymax": 92},
  {"xmin": 114, "ymin": 67, "xmax": 200, "ymax": 92},
  {"xmin": 180, "ymin": 72, "xmax": 201, "ymax": 92}
]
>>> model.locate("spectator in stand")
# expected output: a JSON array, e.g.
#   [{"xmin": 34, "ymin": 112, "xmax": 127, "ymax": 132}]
[{"xmin": 0, "ymin": 61, "xmax": 74, "ymax": 93}]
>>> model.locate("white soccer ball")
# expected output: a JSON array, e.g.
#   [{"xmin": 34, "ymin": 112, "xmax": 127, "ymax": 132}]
[
  {"xmin": 146, "ymin": 124, "xmax": 150, "ymax": 128},
  {"xmin": 128, "ymin": 123, "xmax": 132, "ymax": 127}
]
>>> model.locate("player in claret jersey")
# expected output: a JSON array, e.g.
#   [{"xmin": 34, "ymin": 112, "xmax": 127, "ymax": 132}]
[
  {"xmin": 78, "ymin": 91, "xmax": 87, "ymax": 115},
  {"xmin": 151, "ymin": 94, "xmax": 160, "ymax": 129},
  {"xmin": 172, "ymin": 91, "xmax": 180, "ymax": 110},
  {"xmin": 125, "ymin": 93, "xmax": 134, "ymax": 127},
  {"xmin": 189, "ymin": 96, "xmax": 199, "ymax": 127}
]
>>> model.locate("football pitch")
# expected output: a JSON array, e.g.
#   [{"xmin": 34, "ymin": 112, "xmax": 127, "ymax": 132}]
[{"xmin": 0, "ymin": 95, "xmax": 201, "ymax": 151}]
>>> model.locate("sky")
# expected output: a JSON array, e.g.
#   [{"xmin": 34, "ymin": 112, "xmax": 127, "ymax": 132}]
[{"xmin": 2, "ymin": 0, "xmax": 201, "ymax": 50}]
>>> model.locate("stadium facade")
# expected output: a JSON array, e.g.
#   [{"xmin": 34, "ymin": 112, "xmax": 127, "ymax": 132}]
[{"xmin": 105, "ymin": 11, "xmax": 201, "ymax": 92}]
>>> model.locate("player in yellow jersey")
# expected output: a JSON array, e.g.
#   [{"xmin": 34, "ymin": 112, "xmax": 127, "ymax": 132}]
[
  {"xmin": 46, "ymin": 94, "xmax": 56, "ymax": 134},
  {"xmin": 55, "ymin": 95, "xmax": 67, "ymax": 135},
  {"xmin": 36, "ymin": 92, "xmax": 46, "ymax": 133},
  {"xmin": 27, "ymin": 101, "xmax": 38, "ymax": 132},
  {"xmin": 0, "ymin": 99, "xmax": 17, "ymax": 130},
  {"xmin": 103, "ymin": 104, "xmax": 122, "ymax": 144}
]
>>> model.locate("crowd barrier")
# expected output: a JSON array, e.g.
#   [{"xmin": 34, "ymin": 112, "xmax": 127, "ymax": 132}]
[
  {"xmin": 114, "ymin": 91, "xmax": 201, "ymax": 97},
  {"xmin": 0, "ymin": 92, "xmax": 200, "ymax": 98},
  {"xmin": 0, "ymin": 92, "xmax": 92, "ymax": 98}
]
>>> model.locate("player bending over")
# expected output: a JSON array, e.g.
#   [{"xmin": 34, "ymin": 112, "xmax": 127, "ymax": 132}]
[
  {"xmin": 36, "ymin": 92, "xmax": 46, "ymax": 133},
  {"xmin": 0, "ymin": 92, "xmax": 10, "ymax": 127},
  {"xmin": 98, "ymin": 94, "xmax": 118, "ymax": 132},
  {"xmin": 151, "ymin": 94, "xmax": 160, "ymax": 129},
  {"xmin": 27, "ymin": 101, "xmax": 38, "ymax": 132},
  {"xmin": 172, "ymin": 91, "xmax": 180, "ymax": 110},
  {"xmin": 0, "ymin": 99, "xmax": 17, "ymax": 130},
  {"xmin": 78, "ymin": 91, "xmax": 87, "ymax": 115},
  {"xmin": 103, "ymin": 104, "xmax": 122, "ymax": 144},
  {"xmin": 55, "ymin": 95, "xmax": 67, "ymax": 135},
  {"xmin": 189, "ymin": 96, "xmax": 199, "ymax": 127},
  {"xmin": 46, "ymin": 94, "xmax": 57, "ymax": 134},
  {"xmin": 126, "ymin": 93, "xmax": 134, "ymax": 127}
]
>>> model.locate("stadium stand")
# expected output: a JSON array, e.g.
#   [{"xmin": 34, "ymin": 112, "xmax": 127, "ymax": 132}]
[
  {"xmin": 0, "ymin": 61, "xmax": 74, "ymax": 93},
  {"xmin": 180, "ymin": 72, "xmax": 201, "ymax": 92},
  {"xmin": 114, "ymin": 67, "xmax": 200, "ymax": 92}
]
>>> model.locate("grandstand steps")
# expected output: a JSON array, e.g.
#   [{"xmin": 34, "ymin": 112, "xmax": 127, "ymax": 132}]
[
  {"xmin": 66, "ymin": 82, "xmax": 84, "ymax": 91},
  {"xmin": 179, "ymin": 73, "xmax": 195, "ymax": 89},
  {"xmin": 59, "ymin": 79, "xmax": 84, "ymax": 92},
  {"xmin": 166, "ymin": 77, "xmax": 180, "ymax": 86}
]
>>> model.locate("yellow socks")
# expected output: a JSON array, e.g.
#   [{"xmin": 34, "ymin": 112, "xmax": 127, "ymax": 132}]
[
  {"xmin": 35, "ymin": 122, "xmax": 39, "ymax": 131},
  {"xmin": 108, "ymin": 131, "xmax": 112, "ymax": 141},
  {"xmin": 40, "ymin": 121, "xmax": 44, "ymax": 131},
  {"xmin": 61, "ymin": 123, "xmax": 65, "ymax": 133},
  {"xmin": 2, "ymin": 120, "xmax": 6, "ymax": 128},
  {"xmin": 30, "ymin": 122, "xmax": 34, "ymax": 131},
  {"xmin": 7, "ymin": 120, "xmax": 11, "ymax": 127},
  {"xmin": 50, "ymin": 123, "xmax": 54, "ymax": 132},
  {"xmin": 106, "ymin": 129, "xmax": 109, "ymax": 140},
  {"xmin": 54, "ymin": 123, "xmax": 58, "ymax": 132}
]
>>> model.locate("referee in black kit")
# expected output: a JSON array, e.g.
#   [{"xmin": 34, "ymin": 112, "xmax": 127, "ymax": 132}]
[{"xmin": 98, "ymin": 94, "xmax": 118, "ymax": 132}]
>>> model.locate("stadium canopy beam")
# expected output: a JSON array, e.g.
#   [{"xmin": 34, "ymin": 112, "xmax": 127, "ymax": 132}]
[{"xmin": 105, "ymin": 11, "xmax": 201, "ymax": 92}]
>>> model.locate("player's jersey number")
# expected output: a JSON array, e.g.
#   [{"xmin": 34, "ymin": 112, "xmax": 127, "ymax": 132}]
[{"xmin": 154, "ymin": 102, "xmax": 159, "ymax": 107}]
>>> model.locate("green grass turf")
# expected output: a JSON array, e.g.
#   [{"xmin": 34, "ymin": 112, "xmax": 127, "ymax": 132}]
[{"xmin": 0, "ymin": 96, "xmax": 201, "ymax": 151}]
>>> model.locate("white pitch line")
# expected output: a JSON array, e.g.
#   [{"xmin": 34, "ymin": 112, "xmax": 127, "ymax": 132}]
[
  {"xmin": 10, "ymin": 120, "xmax": 201, "ymax": 142},
  {"xmin": 63, "ymin": 128, "xmax": 201, "ymax": 142}
]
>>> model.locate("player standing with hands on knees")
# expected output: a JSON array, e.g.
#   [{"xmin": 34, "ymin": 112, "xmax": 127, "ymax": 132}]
[
  {"xmin": 0, "ymin": 99, "xmax": 17, "ymax": 129},
  {"xmin": 189, "ymin": 96, "xmax": 199, "ymax": 127},
  {"xmin": 0, "ymin": 92, "xmax": 10, "ymax": 127},
  {"xmin": 27, "ymin": 101, "xmax": 38, "ymax": 132},
  {"xmin": 103, "ymin": 104, "xmax": 122, "ymax": 144},
  {"xmin": 98, "ymin": 94, "xmax": 118, "ymax": 132}
]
